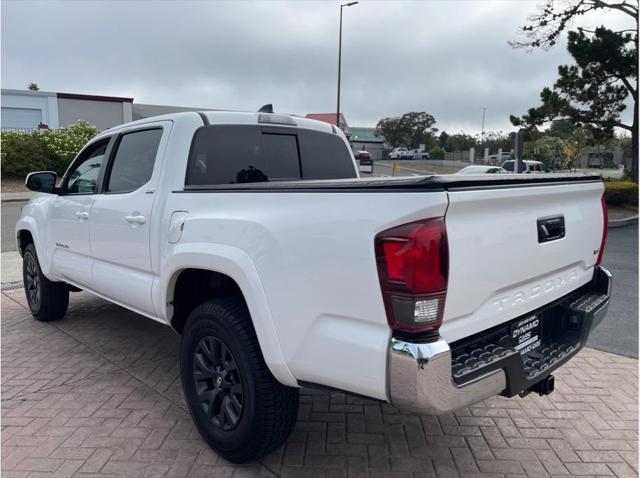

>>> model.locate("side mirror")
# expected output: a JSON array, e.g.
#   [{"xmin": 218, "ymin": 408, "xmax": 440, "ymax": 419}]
[{"xmin": 25, "ymin": 171, "xmax": 58, "ymax": 193}]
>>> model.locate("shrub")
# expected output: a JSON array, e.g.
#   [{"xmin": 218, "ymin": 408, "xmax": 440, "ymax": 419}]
[
  {"xmin": 40, "ymin": 122, "xmax": 97, "ymax": 174},
  {"xmin": 524, "ymin": 136, "xmax": 568, "ymax": 170},
  {"xmin": 603, "ymin": 181, "xmax": 638, "ymax": 206},
  {"xmin": 1, "ymin": 131, "xmax": 51, "ymax": 178},
  {"xmin": 429, "ymin": 145, "xmax": 445, "ymax": 160},
  {"xmin": 0, "ymin": 122, "xmax": 97, "ymax": 178}
]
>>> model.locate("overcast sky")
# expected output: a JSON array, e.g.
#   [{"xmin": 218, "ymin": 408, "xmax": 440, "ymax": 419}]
[{"xmin": 1, "ymin": 0, "xmax": 634, "ymax": 134}]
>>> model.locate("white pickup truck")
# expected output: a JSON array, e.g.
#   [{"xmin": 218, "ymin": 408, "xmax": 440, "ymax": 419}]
[{"xmin": 17, "ymin": 111, "xmax": 611, "ymax": 463}]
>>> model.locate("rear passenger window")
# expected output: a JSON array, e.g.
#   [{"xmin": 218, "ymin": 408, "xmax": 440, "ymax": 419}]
[{"xmin": 106, "ymin": 129, "xmax": 162, "ymax": 193}]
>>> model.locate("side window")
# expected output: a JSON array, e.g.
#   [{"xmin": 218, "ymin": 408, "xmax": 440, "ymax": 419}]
[
  {"xmin": 502, "ymin": 161, "xmax": 514, "ymax": 172},
  {"xmin": 65, "ymin": 140, "xmax": 109, "ymax": 194},
  {"xmin": 106, "ymin": 129, "xmax": 162, "ymax": 193}
]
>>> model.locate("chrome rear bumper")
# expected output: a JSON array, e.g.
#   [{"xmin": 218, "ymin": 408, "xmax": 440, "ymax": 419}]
[
  {"xmin": 388, "ymin": 267, "xmax": 611, "ymax": 415},
  {"xmin": 388, "ymin": 338, "xmax": 506, "ymax": 415}
]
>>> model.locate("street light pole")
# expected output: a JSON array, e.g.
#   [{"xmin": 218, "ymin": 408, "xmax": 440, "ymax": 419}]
[
  {"xmin": 337, "ymin": 1, "xmax": 358, "ymax": 130},
  {"xmin": 480, "ymin": 107, "xmax": 487, "ymax": 141}
]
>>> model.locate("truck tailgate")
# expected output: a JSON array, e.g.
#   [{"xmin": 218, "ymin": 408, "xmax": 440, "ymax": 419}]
[{"xmin": 441, "ymin": 180, "xmax": 605, "ymax": 343}]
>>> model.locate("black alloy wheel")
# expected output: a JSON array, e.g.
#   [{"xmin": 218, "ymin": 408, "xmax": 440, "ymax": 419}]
[
  {"xmin": 24, "ymin": 252, "xmax": 41, "ymax": 312},
  {"xmin": 193, "ymin": 336, "xmax": 244, "ymax": 430}
]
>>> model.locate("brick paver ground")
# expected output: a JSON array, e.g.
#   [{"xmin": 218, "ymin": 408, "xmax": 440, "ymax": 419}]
[{"xmin": 2, "ymin": 289, "xmax": 638, "ymax": 478}]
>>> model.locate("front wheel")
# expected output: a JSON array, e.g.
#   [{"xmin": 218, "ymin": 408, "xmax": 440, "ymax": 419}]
[
  {"xmin": 180, "ymin": 298, "xmax": 299, "ymax": 463},
  {"xmin": 22, "ymin": 243, "xmax": 69, "ymax": 321}
]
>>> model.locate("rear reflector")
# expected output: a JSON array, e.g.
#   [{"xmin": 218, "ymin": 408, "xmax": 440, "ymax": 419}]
[
  {"xmin": 596, "ymin": 196, "xmax": 608, "ymax": 267},
  {"xmin": 375, "ymin": 218, "xmax": 449, "ymax": 335}
]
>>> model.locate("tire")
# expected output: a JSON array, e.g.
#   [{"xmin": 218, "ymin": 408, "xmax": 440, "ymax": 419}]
[
  {"xmin": 22, "ymin": 243, "xmax": 69, "ymax": 321},
  {"xmin": 180, "ymin": 298, "xmax": 299, "ymax": 463}
]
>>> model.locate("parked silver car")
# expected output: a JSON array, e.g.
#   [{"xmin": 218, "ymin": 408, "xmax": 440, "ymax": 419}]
[{"xmin": 456, "ymin": 165, "xmax": 508, "ymax": 175}]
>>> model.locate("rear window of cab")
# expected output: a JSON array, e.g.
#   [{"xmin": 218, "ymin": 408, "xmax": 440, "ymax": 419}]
[{"xmin": 185, "ymin": 125, "xmax": 356, "ymax": 186}]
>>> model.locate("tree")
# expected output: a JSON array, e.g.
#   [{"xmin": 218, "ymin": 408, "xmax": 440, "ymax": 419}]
[
  {"xmin": 429, "ymin": 145, "xmax": 445, "ymax": 160},
  {"xmin": 438, "ymin": 131, "xmax": 450, "ymax": 148},
  {"xmin": 510, "ymin": 0, "xmax": 638, "ymax": 182},
  {"xmin": 511, "ymin": 27, "xmax": 638, "ymax": 181},
  {"xmin": 482, "ymin": 131, "xmax": 513, "ymax": 152},
  {"xmin": 444, "ymin": 133, "xmax": 476, "ymax": 151},
  {"xmin": 374, "ymin": 112, "xmax": 438, "ymax": 148},
  {"xmin": 524, "ymin": 136, "xmax": 568, "ymax": 170},
  {"xmin": 27, "ymin": 82, "xmax": 39, "ymax": 91},
  {"xmin": 547, "ymin": 119, "xmax": 576, "ymax": 139}
]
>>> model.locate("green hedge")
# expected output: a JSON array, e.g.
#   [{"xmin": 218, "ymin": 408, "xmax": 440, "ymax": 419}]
[
  {"xmin": 429, "ymin": 145, "xmax": 444, "ymax": 160},
  {"xmin": 1, "ymin": 131, "xmax": 52, "ymax": 177},
  {"xmin": 1, "ymin": 122, "xmax": 97, "ymax": 178},
  {"xmin": 603, "ymin": 181, "xmax": 638, "ymax": 206}
]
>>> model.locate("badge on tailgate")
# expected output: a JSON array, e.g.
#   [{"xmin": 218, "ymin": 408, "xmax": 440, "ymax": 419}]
[
  {"xmin": 537, "ymin": 215, "xmax": 565, "ymax": 243},
  {"xmin": 510, "ymin": 315, "xmax": 542, "ymax": 355}
]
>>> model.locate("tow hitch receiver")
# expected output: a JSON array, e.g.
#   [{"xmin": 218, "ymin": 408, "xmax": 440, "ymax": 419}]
[{"xmin": 527, "ymin": 375, "xmax": 555, "ymax": 396}]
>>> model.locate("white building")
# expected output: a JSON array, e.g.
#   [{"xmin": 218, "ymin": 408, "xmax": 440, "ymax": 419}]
[{"xmin": 1, "ymin": 89, "xmax": 133, "ymax": 133}]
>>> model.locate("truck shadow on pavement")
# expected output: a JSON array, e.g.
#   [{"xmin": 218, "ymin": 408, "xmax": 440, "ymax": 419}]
[{"xmin": 2, "ymin": 290, "xmax": 638, "ymax": 477}]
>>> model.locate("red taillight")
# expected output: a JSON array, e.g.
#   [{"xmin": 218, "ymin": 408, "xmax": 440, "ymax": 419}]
[
  {"xmin": 375, "ymin": 217, "xmax": 449, "ymax": 335},
  {"xmin": 596, "ymin": 197, "xmax": 608, "ymax": 267}
]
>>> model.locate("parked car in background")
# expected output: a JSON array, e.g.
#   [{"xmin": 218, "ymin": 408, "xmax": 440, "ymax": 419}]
[
  {"xmin": 355, "ymin": 150, "xmax": 373, "ymax": 173},
  {"xmin": 502, "ymin": 160, "xmax": 547, "ymax": 173},
  {"xmin": 456, "ymin": 165, "xmax": 508, "ymax": 175},
  {"xmin": 488, "ymin": 152, "xmax": 513, "ymax": 162},
  {"xmin": 410, "ymin": 149, "xmax": 430, "ymax": 160},
  {"xmin": 389, "ymin": 147, "xmax": 411, "ymax": 159}
]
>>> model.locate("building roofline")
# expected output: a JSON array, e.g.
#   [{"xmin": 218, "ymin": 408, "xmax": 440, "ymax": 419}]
[
  {"xmin": 1, "ymin": 88, "xmax": 56, "ymax": 97},
  {"xmin": 1, "ymin": 89, "xmax": 134, "ymax": 103},
  {"xmin": 57, "ymin": 92, "xmax": 133, "ymax": 103}
]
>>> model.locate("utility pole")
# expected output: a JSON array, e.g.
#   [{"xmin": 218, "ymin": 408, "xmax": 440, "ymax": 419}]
[
  {"xmin": 336, "ymin": 2, "xmax": 358, "ymax": 131},
  {"xmin": 480, "ymin": 107, "xmax": 487, "ymax": 142}
]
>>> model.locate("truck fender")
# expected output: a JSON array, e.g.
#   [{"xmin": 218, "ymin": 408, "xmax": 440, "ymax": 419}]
[
  {"xmin": 158, "ymin": 242, "xmax": 298, "ymax": 388},
  {"xmin": 15, "ymin": 216, "xmax": 53, "ymax": 279}
]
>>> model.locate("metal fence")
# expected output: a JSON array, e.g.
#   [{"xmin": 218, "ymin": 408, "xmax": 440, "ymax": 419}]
[{"xmin": 1, "ymin": 127, "xmax": 37, "ymax": 134}]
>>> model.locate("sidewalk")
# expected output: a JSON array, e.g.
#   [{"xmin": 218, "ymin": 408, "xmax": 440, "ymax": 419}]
[
  {"xmin": 608, "ymin": 206, "xmax": 639, "ymax": 228},
  {"xmin": 1, "ymin": 290, "xmax": 638, "ymax": 477},
  {"xmin": 1, "ymin": 191, "xmax": 32, "ymax": 202},
  {"xmin": 1, "ymin": 251, "xmax": 23, "ymax": 289}
]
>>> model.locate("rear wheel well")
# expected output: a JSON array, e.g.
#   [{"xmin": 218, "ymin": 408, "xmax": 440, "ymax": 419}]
[
  {"xmin": 170, "ymin": 268, "xmax": 245, "ymax": 334},
  {"xmin": 18, "ymin": 230, "xmax": 34, "ymax": 256}
]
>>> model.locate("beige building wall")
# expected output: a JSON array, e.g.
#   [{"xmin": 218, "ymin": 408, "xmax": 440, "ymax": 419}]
[{"xmin": 57, "ymin": 95, "xmax": 132, "ymax": 131}]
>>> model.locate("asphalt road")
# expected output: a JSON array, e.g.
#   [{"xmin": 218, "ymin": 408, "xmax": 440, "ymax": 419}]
[
  {"xmin": 1, "ymin": 200, "xmax": 24, "ymax": 252},
  {"xmin": 2, "ymin": 198, "xmax": 637, "ymax": 357},
  {"xmin": 587, "ymin": 224, "xmax": 638, "ymax": 358},
  {"xmin": 373, "ymin": 161, "xmax": 425, "ymax": 176}
]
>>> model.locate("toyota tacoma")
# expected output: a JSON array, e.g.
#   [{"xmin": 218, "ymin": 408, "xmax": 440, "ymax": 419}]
[{"xmin": 16, "ymin": 110, "xmax": 611, "ymax": 462}]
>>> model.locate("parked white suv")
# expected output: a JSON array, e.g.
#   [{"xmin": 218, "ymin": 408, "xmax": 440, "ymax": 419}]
[
  {"xmin": 410, "ymin": 149, "xmax": 430, "ymax": 160},
  {"xmin": 388, "ymin": 147, "xmax": 411, "ymax": 159},
  {"xmin": 17, "ymin": 111, "xmax": 611, "ymax": 463}
]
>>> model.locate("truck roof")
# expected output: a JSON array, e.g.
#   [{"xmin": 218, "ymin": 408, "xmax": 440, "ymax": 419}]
[{"xmin": 98, "ymin": 110, "xmax": 336, "ymax": 138}]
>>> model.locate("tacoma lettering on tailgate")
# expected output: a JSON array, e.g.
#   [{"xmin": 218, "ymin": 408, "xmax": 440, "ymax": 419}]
[{"xmin": 491, "ymin": 269, "xmax": 579, "ymax": 312}]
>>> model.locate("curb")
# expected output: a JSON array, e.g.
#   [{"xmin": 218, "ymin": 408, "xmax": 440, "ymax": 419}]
[
  {"xmin": 608, "ymin": 215, "xmax": 638, "ymax": 228},
  {"xmin": 1, "ymin": 281, "xmax": 23, "ymax": 291},
  {"xmin": 1, "ymin": 198, "xmax": 30, "ymax": 203},
  {"xmin": 1, "ymin": 193, "xmax": 32, "ymax": 203}
]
